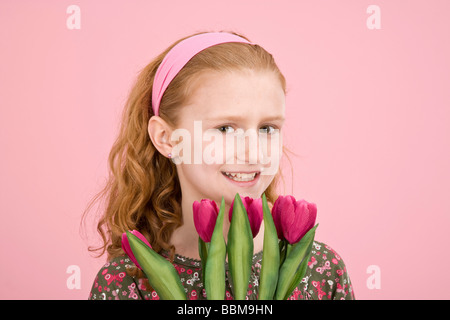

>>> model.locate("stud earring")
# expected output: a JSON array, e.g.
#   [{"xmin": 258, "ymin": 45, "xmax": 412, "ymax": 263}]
[{"xmin": 168, "ymin": 152, "xmax": 180, "ymax": 164}]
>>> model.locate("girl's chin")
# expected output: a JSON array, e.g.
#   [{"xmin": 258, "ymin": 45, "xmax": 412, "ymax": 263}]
[{"xmin": 220, "ymin": 188, "xmax": 264, "ymax": 203}]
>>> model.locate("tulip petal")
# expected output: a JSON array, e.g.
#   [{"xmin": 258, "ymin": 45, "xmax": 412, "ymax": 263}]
[
  {"xmin": 247, "ymin": 198, "xmax": 263, "ymax": 238},
  {"xmin": 288, "ymin": 200, "xmax": 310, "ymax": 243},
  {"xmin": 291, "ymin": 200, "xmax": 317, "ymax": 243},
  {"xmin": 279, "ymin": 196, "xmax": 296, "ymax": 243},
  {"xmin": 229, "ymin": 195, "xmax": 263, "ymax": 238},
  {"xmin": 121, "ymin": 230, "xmax": 152, "ymax": 270},
  {"xmin": 271, "ymin": 196, "xmax": 284, "ymax": 239},
  {"xmin": 121, "ymin": 232, "xmax": 140, "ymax": 269},
  {"xmin": 193, "ymin": 199, "xmax": 219, "ymax": 243},
  {"xmin": 131, "ymin": 230, "xmax": 152, "ymax": 248}
]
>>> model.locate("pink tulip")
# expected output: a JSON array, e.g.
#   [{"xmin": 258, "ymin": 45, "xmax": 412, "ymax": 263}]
[
  {"xmin": 121, "ymin": 230, "xmax": 152, "ymax": 269},
  {"xmin": 228, "ymin": 195, "xmax": 263, "ymax": 238},
  {"xmin": 193, "ymin": 199, "xmax": 220, "ymax": 243},
  {"xmin": 272, "ymin": 195, "xmax": 317, "ymax": 244}
]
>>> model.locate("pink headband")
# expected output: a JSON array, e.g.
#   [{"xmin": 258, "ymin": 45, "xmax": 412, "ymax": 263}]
[{"xmin": 151, "ymin": 32, "xmax": 253, "ymax": 116}]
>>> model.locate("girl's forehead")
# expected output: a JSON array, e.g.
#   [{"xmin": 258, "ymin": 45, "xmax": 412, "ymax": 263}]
[
  {"xmin": 201, "ymin": 113, "xmax": 285, "ymax": 123},
  {"xmin": 183, "ymin": 99, "xmax": 285, "ymax": 123},
  {"xmin": 181, "ymin": 70, "xmax": 285, "ymax": 117}
]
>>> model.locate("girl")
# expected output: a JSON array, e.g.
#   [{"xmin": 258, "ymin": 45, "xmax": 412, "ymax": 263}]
[{"xmin": 85, "ymin": 31, "xmax": 355, "ymax": 300}]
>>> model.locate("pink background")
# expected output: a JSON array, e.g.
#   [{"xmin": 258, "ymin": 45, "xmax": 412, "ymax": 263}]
[{"xmin": 1, "ymin": 0, "xmax": 449, "ymax": 299}]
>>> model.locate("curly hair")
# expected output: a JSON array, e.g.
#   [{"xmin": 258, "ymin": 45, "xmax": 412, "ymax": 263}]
[{"xmin": 81, "ymin": 30, "xmax": 294, "ymax": 268}]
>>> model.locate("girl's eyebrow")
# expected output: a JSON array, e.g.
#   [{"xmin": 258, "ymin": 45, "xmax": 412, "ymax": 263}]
[{"xmin": 205, "ymin": 115, "xmax": 285, "ymax": 122}]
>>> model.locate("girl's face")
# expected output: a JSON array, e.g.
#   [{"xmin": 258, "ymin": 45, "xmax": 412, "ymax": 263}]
[{"xmin": 172, "ymin": 69, "xmax": 285, "ymax": 206}]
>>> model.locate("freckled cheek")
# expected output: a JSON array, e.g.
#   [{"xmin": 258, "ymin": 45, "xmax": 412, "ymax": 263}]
[
  {"xmin": 260, "ymin": 134, "xmax": 283, "ymax": 174},
  {"xmin": 223, "ymin": 137, "xmax": 235, "ymax": 163},
  {"xmin": 202, "ymin": 134, "xmax": 236, "ymax": 165}
]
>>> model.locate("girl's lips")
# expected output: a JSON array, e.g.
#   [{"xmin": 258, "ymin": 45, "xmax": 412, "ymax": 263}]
[{"xmin": 221, "ymin": 171, "xmax": 260, "ymax": 187}]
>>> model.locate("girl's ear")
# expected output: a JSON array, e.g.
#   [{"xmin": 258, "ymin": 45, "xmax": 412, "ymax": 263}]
[{"xmin": 147, "ymin": 116, "xmax": 173, "ymax": 158}]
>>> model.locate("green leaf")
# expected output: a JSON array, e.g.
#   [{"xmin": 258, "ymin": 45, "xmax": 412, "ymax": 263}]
[
  {"xmin": 227, "ymin": 193, "xmax": 253, "ymax": 300},
  {"xmin": 258, "ymin": 193, "xmax": 280, "ymax": 300},
  {"xmin": 282, "ymin": 235, "xmax": 315, "ymax": 300},
  {"xmin": 204, "ymin": 197, "xmax": 227, "ymax": 300},
  {"xmin": 274, "ymin": 224, "xmax": 318, "ymax": 300},
  {"xmin": 127, "ymin": 231, "xmax": 187, "ymax": 300}
]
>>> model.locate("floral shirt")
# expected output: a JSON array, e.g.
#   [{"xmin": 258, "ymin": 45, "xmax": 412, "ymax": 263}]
[{"xmin": 88, "ymin": 241, "xmax": 355, "ymax": 300}]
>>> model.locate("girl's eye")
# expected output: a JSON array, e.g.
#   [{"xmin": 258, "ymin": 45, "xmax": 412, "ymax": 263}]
[
  {"xmin": 217, "ymin": 125, "xmax": 235, "ymax": 133},
  {"xmin": 217, "ymin": 125, "xmax": 278, "ymax": 134},
  {"xmin": 259, "ymin": 125, "xmax": 277, "ymax": 134}
]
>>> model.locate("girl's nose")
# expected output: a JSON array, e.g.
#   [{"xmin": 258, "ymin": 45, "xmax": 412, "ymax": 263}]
[{"xmin": 234, "ymin": 128, "xmax": 261, "ymax": 165}]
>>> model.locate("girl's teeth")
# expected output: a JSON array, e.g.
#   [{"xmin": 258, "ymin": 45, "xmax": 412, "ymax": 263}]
[{"xmin": 224, "ymin": 172, "xmax": 257, "ymax": 181}]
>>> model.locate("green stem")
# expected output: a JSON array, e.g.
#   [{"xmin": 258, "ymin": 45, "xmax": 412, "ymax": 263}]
[
  {"xmin": 198, "ymin": 237, "xmax": 209, "ymax": 282},
  {"xmin": 279, "ymin": 240, "xmax": 287, "ymax": 266}
]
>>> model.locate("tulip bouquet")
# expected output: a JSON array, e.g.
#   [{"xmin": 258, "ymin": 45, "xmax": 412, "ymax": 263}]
[
  {"xmin": 121, "ymin": 193, "xmax": 317, "ymax": 300},
  {"xmin": 193, "ymin": 193, "xmax": 318, "ymax": 300}
]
